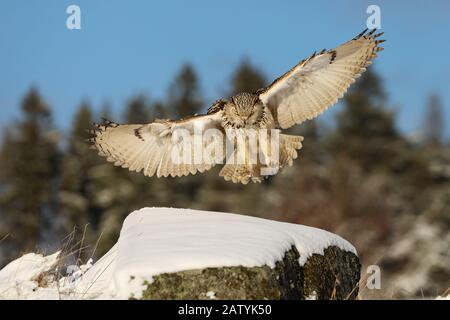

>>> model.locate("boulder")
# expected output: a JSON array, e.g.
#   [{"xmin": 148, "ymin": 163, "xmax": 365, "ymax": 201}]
[
  {"xmin": 141, "ymin": 245, "xmax": 360, "ymax": 300},
  {"xmin": 80, "ymin": 208, "xmax": 360, "ymax": 300}
]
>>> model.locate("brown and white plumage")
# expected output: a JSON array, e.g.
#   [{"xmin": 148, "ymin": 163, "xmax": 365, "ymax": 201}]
[
  {"xmin": 91, "ymin": 113, "xmax": 224, "ymax": 178},
  {"xmin": 90, "ymin": 29, "xmax": 384, "ymax": 184},
  {"xmin": 258, "ymin": 28, "xmax": 385, "ymax": 129}
]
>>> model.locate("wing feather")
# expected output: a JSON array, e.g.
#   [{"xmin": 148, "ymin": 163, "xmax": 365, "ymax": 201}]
[
  {"xmin": 90, "ymin": 112, "xmax": 225, "ymax": 178},
  {"xmin": 259, "ymin": 29, "xmax": 385, "ymax": 128}
]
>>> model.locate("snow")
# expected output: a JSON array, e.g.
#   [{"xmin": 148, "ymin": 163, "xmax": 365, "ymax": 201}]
[
  {"xmin": 385, "ymin": 217, "xmax": 449, "ymax": 295},
  {"xmin": 0, "ymin": 249, "xmax": 111, "ymax": 300},
  {"xmin": 305, "ymin": 291, "xmax": 318, "ymax": 300},
  {"xmin": 0, "ymin": 251, "xmax": 61, "ymax": 299},
  {"xmin": 0, "ymin": 207, "xmax": 356, "ymax": 300}
]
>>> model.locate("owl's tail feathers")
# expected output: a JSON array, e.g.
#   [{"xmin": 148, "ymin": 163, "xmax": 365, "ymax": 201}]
[
  {"xmin": 279, "ymin": 134, "xmax": 303, "ymax": 168},
  {"xmin": 219, "ymin": 164, "xmax": 263, "ymax": 185},
  {"xmin": 218, "ymin": 134, "xmax": 303, "ymax": 184}
]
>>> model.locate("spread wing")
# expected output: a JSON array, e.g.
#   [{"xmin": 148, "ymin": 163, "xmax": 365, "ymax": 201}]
[
  {"xmin": 89, "ymin": 112, "xmax": 225, "ymax": 178},
  {"xmin": 258, "ymin": 29, "xmax": 385, "ymax": 129}
]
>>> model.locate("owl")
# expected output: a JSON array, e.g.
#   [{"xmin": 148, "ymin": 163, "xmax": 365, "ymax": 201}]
[{"xmin": 89, "ymin": 29, "xmax": 384, "ymax": 184}]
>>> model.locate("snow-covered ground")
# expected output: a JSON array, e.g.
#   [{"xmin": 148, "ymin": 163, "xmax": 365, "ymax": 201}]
[
  {"xmin": 0, "ymin": 207, "xmax": 356, "ymax": 300},
  {"xmin": 380, "ymin": 216, "xmax": 450, "ymax": 297}
]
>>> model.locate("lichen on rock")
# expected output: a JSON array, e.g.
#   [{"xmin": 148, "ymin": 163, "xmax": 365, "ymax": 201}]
[
  {"xmin": 140, "ymin": 245, "xmax": 360, "ymax": 300},
  {"xmin": 302, "ymin": 246, "xmax": 361, "ymax": 300}
]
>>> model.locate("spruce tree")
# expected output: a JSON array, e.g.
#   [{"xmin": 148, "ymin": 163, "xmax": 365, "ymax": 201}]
[
  {"xmin": 59, "ymin": 103, "xmax": 102, "ymax": 241},
  {"xmin": 230, "ymin": 59, "xmax": 267, "ymax": 95},
  {"xmin": 423, "ymin": 93, "xmax": 444, "ymax": 147},
  {"xmin": 0, "ymin": 88, "xmax": 60, "ymax": 256},
  {"xmin": 123, "ymin": 95, "xmax": 151, "ymax": 124},
  {"xmin": 168, "ymin": 63, "xmax": 203, "ymax": 118},
  {"xmin": 329, "ymin": 68, "xmax": 399, "ymax": 171}
]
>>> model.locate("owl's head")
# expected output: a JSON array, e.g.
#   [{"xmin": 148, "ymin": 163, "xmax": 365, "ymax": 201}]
[{"xmin": 224, "ymin": 93, "xmax": 264, "ymax": 128}]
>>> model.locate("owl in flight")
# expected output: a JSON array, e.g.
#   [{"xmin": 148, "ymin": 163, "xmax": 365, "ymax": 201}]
[{"xmin": 90, "ymin": 29, "xmax": 384, "ymax": 184}]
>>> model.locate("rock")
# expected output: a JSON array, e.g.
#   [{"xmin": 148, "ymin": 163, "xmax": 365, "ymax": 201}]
[
  {"xmin": 76, "ymin": 208, "xmax": 361, "ymax": 299},
  {"xmin": 0, "ymin": 208, "xmax": 361, "ymax": 300},
  {"xmin": 302, "ymin": 246, "xmax": 360, "ymax": 300},
  {"xmin": 141, "ymin": 246, "xmax": 360, "ymax": 300}
]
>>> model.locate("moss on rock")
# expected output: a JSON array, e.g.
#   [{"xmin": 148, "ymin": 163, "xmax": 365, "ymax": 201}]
[
  {"xmin": 302, "ymin": 246, "xmax": 361, "ymax": 300},
  {"xmin": 140, "ymin": 245, "xmax": 360, "ymax": 300}
]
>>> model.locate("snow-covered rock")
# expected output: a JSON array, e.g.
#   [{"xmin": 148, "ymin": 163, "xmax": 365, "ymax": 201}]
[
  {"xmin": 0, "ymin": 251, "xmax": 61, "ymax": 299},
  {"xmin": 0, "ymin": 208, "xmax": 361, "ymax": 300}
]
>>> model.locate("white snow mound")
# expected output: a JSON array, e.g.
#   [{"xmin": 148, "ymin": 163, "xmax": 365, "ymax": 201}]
[{"xmin": 0, "ymin": 251, "xmax": 61, "ymax": 299}]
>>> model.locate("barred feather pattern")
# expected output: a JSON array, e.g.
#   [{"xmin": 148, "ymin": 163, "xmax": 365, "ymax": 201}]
[
  {"xmin": 259, "ymin": 28, "xmax": 385, "ymax": 129},
  {"xmin": 89, "ymin": 29, "xmax": 384, "ymax": 184}
]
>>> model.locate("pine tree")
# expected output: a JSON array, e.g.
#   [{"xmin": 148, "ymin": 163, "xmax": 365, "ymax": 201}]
[
  {"xmin": 59, "ymin": 102, "xmax": 102, "ymax": 241},
  {"xmin": 0, "ymin": 88, "xmax": 60, "ymax": 256},
  {"xmin": 328, "ymin": 68, "xmax": 430, "ymax": 215},
  {"xmin": 168, "ymin": 63, "xmax": 203, "ymax": 118},
  {"xmin": 295, "ymin": 119, "xmax": 323, "ymax": 163},
  {"xmin": 423, "ymin": 93, "xmax": 444, "ymax": 147},
  {"xmin": 151, "ymin": 101, "xmax": 168, "ymax": 119},
  {"xmin": 99, "ymin": 103, "xmax": 114, "ymax": 122},
  {"xmin": 329, "ymin": 68, "xmax": 399, "ymax": 171},
  {"xmin": 123, "ymin": 95, "xmax": 151, "ymax": 124},
  {"xmin": 230, "ymin": 59, "xmax": 267, "ymax": 95}
]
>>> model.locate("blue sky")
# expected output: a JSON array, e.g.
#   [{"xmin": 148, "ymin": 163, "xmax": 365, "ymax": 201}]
[{"xmin": 1, "ymin": 0, "xmax": 449, "ymax": 138}]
